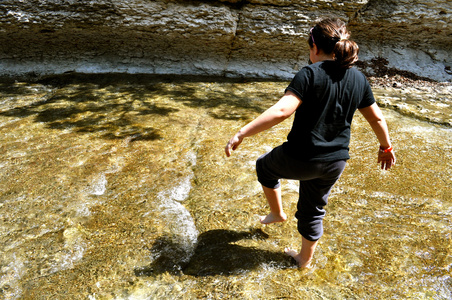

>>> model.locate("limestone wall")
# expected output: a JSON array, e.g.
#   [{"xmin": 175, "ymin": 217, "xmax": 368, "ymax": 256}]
[{"xmin": 0, "ymin": 0, "xmax": 451, "ymax": 81}]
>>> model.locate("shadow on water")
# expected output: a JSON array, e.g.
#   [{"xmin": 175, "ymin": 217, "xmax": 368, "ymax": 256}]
[
  {"xmin": 134, "ymin": 228, "xmax": 295, "ymax": 277},
  {"xmin": 0, "ymin": 73, "xmax": 272, "ymax": 141}
]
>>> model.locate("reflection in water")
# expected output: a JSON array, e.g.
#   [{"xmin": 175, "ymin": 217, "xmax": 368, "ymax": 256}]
[{"xmin": 0, "ymin": 74, "xmax": 450, "ymax": 299}]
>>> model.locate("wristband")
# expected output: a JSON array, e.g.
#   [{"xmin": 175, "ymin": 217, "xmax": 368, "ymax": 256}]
[{"xmin": 379, "ymin": 146, "xmax": 393, "ymax": 153}]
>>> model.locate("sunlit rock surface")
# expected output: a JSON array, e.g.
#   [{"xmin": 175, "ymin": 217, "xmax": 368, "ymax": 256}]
[
  {"xmin": 0, "ymin": 0, "xmax": 451, "ymax": 81},
  {"xmin": 0, "ymin": 75, "xmax": 450, "ymax": 298}
]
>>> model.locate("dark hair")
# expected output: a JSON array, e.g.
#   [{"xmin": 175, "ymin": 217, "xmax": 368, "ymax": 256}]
[{"xmin": 308, "ymin": 18, "xmax": 359, "ymax": 69}]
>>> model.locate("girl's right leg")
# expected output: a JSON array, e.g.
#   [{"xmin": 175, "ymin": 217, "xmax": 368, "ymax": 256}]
[
  {"xmin": 284, "ymin": 236, "xmax": 318, "ymax": 268},
  {"xmin": 295, "ymin": 160, "xmax": 346, "ymax": 241},
  {"xmin": 289, "ymin": 160, "xmax": 346, "ymax": 267}
]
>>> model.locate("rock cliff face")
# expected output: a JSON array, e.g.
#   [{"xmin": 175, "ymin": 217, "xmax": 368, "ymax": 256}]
[{"xmin": 0, "ymin": 0, "xmax": 450, "ymax": 81}]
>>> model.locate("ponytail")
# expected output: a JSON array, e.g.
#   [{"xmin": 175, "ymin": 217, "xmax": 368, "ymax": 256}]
[
  {"xmin": 333, "ymin": 39, "xmax": 359, "ymax": 69},
  {"xmin": 309, "ymin": 18, "xmax": 359, "ymax": 69}
]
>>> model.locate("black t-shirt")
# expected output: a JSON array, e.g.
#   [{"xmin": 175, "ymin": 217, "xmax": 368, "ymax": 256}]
[{"xmin": 283, "ymin": 61, "xmax": 376, "ymax": 162}]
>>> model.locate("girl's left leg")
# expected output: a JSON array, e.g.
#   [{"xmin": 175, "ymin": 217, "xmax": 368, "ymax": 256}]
[{"xmin": 259, "ymin": 185, "xmax": 287, "ymax": 224}]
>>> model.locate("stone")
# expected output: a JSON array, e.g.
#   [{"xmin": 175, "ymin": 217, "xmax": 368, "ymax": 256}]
[{"xmin": 0, "ymin": 0, "xmax": 450, "ymax": 81}]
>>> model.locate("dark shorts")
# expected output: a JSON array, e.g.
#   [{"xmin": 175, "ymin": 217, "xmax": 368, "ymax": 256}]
[{"xmin": 256, "ymin": 145, "xmax": 346, "ymax": 241}]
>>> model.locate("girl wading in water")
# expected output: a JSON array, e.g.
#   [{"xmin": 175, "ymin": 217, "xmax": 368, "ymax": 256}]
[{"xmin": 225, "ymin": 17, "xmax": 396, "ymax": 268}]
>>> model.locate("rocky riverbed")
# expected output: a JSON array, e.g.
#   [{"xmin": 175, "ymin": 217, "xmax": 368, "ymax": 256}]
[
  {"xmin": 0, "ymin": 74, "xmax": 450, "ymax": 299},
  {"xmin": 366, "ymin": 74, "xmax": 451, "ymax": 127}
]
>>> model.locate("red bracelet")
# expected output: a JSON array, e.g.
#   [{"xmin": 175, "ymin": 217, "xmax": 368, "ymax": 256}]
[{"xmin": 379, "ymin": 146, "xmax": 393, "ymax": 153}]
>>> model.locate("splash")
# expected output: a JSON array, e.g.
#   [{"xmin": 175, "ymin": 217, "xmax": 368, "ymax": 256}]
[
  {"xmin": 88, "ymin": 174, "xmax": 107, "ymax": 196},
  {"xmin": 48, "ymin": 226, "xmax": 86, "ymax": 275},
  {"xmin": 151, "ymin": 151, "xmax": 199, "ymax": 265},
  {"xmin": 0, "ymin": 253, "xmax": 25, "ymax": 300}
]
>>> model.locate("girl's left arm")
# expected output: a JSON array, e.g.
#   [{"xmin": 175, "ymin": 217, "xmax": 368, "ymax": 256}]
[{"xmin": 225, "ymin": 91, "xmax": 301, "ymax": 157}]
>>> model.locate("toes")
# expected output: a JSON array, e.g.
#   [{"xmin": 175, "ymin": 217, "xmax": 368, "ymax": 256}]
[{"xmin": 284, "ymin": 248, "xmax": 298, "ymax": 258}]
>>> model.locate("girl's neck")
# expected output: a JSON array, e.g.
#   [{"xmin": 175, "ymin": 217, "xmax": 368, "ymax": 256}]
[{"xmin": 310, "ymin": 45, "xmax": 334, "ymax": 63}]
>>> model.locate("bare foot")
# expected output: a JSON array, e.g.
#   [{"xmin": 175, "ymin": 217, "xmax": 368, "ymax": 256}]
[
  {"xmin": 284, "ymin": 248, "xmax": 312, "ymax": 269},
  {"xmin": 259, "ymin": 212, "xmax": 287, "ymax": 224}
]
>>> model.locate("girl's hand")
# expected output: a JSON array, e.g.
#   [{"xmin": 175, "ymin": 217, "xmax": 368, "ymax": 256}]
[
  {"xmin": 377, "ymin": 146, "xmax": 396, "ymax": 170},
  {"xmin": 225, "ymin": 134, "xmax": 243, "ymax": 157}
]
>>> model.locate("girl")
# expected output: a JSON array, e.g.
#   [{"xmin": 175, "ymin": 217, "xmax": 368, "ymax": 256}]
[{"xmin": 225, "ymin": 17, "xmax": 396, "ymax": 268}]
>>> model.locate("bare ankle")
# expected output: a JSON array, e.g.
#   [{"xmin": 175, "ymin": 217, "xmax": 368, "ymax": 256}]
[
  {"xmin": 260, "ymin": 212, "xmax": 287, "ymax": 224},
  {"xmin": 284, "ymin": 248, "xmax": 313, "ymax": 269},
  {"xmin": 298, "ymin": 257, "xmax": 312, "ymax": 269}
]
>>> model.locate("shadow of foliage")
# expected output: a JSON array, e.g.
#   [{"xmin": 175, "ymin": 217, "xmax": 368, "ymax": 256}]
[
  {"xmin": 134, "ymin": 228, "xmax": 295, "ymax": 277},
  {"xmin": 0, "ymin": 73, "xmax": 277, "ymax": 140}
]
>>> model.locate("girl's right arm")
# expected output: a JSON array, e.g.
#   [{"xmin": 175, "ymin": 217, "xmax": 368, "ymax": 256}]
[{"xmin": 358, "ymin": 103, "xmax": 396, "ymax": 170}]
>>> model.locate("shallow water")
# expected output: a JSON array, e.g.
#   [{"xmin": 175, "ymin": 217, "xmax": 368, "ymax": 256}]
[{"xmin": 0, "ymin": 75, "xmax": 450, "ymax": 299}]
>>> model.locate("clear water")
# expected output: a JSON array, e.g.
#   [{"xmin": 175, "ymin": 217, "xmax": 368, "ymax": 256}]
[{"xmin": 0, "ymin": 75, "xmax": 450, "ymax": 299}]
